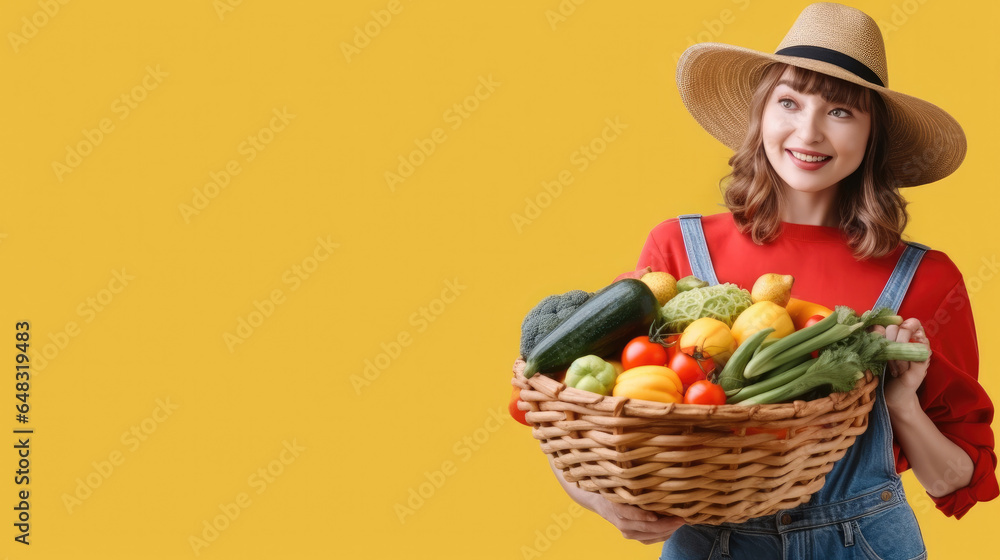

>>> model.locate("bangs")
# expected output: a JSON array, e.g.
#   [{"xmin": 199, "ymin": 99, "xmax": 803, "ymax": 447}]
[{"xmin": 780, "ymin": 65, "xmax": 874, "ymax": 113}]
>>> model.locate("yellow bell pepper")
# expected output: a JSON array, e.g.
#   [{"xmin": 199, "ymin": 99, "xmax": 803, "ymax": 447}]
[
  {"xmin": 679, "ymin": 317, "xmax": 737, "ymax": 367},
  {"xmin": 730, "ymin": 301, "xmax": 795, "ymax": 346},
  {"xmin": 612, "ymin": 366, "xmax": 683, "ymax": 404}
]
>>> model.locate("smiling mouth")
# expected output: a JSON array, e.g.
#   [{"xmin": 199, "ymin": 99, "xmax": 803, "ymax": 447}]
[{"xmin": 789, "ymin": 150, "xmax": 831, "ymax": 163}]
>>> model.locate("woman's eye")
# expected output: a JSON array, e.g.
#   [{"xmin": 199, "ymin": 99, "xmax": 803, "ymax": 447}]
[
  {"xmin": 830, "ymin": 108, "xmax": 852, "ymax": 118},
  {"xmin": 778, "ymin": 98, "xmax": 796, "ymax": 109}
]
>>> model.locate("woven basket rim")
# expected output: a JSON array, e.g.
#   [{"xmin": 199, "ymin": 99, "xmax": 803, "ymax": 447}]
[{"xmin": 512, "ymin": 358, "xmax": 878, "ymax": 423}]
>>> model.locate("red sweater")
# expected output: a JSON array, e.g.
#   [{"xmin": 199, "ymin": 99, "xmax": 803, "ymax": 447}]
[{"xmin": 627, "ymin": 212, "xmax": 998, "ymax": 519}]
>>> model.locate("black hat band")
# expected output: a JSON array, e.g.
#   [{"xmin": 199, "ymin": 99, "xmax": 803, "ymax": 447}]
[{"xmin": 775, "ymin": 45, "xmax": 885, "ymax": 87}]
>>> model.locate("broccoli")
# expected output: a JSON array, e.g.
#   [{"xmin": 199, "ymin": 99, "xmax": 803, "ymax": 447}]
[{"xmin": 519, "ymin": 290, "xmax": 592, "ymax": 357}]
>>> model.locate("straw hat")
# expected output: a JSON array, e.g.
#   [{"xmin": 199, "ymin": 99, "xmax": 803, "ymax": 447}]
[{"xmin": 676, "ymin": 2, "xmax": 965, "ymax": 188}]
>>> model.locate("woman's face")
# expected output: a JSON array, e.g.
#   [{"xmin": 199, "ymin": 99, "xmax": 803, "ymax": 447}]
[{"xmin": 761, "ymin": 68, "xmax": 872, "ymax": 195}]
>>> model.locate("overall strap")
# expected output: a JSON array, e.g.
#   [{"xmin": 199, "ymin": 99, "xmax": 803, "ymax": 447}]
[
  {"xmin": 677, "ymin": 214, "xmax": 720, "ymax": 286},
  {"xmin": 872, "ymin": 242, "xmax": 930, "ymax": 313},
  {"xmin": 796, "ymin": 240, "xmax": 931, "ymax": 509}
]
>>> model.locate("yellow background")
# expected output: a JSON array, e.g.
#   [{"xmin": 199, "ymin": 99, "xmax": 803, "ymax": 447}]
[{"xmin": 1, "ymin": 0, "xmax": 998, "ymax": 558}]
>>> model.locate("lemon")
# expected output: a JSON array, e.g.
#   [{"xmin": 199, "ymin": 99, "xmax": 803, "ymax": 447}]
[
  {"xmin": 641, "ymin": 271, "xmax": 678, "ymax": 306},
  {"xmin": 731, "ymin": 301, "xmax": 795, "ymax": 346},
  {"xmin": 751, "ymin": 273, "xmax": 795, "ymax": 307}
]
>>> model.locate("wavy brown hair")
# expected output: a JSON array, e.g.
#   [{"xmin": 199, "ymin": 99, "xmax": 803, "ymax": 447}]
[{"xmin": 722, "ymin": 63, "xmax": 907, "ymax": 259}]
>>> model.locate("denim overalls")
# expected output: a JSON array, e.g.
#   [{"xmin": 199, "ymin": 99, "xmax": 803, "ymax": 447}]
[{"xmin": 660, "ymin": 215, "xmax": 928, "ymax": 560}]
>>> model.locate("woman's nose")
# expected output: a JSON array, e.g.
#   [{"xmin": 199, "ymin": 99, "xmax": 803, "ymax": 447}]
[{"xmin": 796, "ymin": 110, "xmax": 825, "ymax": 144}]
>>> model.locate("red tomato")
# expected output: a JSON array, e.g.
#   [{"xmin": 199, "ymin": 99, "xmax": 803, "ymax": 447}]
[
  {"xmin": 663, "ymin": 334, "xmax": 680, "ymax": 361},
  {"xmin": 621, "ymin": 336, "xmax": 669, "ymax": 371},
  {"xmin": 803, "ymin": 315, "xmax": 826, "ymax": 328},
  {"xmin": 683, "ymin": 380, "xmax": 727, "ymax": 405},
  {"xmin": 669, "ymin": 350, "xmax": 717, "ymax": 391},
  {"xmin": 803, "ymin": 315, "xmax": 826, "ymax": 358},
  {"xmin": 508, "ymin": 386, "xmax": 529, "ymax": 426}
]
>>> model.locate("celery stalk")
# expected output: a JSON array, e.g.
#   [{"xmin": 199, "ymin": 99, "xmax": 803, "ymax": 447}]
[
  {"xmin": 727, "ymin": 357, "xmax": 816, "ymax": 404},
  {"xmin": 743, "ymin": 322, "xmax": 862, "ymax": 379},
  {"xmin": 737, "ymin": 351, "xmax": 864, "ymax": 406},
  {"xmin": 877, "ymin": 341, "xmax": 930, "ymax": 362}
]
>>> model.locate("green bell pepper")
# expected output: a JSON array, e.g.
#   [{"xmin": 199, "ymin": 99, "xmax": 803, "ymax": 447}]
[{"xmin": 565, "ymin": 355, "xmax": 617, "ymax": 395}]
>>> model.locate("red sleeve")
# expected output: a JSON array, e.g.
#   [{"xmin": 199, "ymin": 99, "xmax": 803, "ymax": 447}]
[
  {"xmin": 613, "ymin": 219, "xmax": 689, "ymax": 282},
  {"xmin": 635, "ymin": 227, "xmax": 675, "ymax": 275},
  {"xmin": 612, "ymin": 233, "xmax": 664, "ymax": 282},
  {"xmin": 893, "ymin": 279, "xmax": 999, "ymax": 518}
]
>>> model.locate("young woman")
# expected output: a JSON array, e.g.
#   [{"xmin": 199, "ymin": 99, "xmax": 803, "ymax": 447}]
[{"xmin": 547, "ymin": 3, "xmax": 998, "ymax": 558}]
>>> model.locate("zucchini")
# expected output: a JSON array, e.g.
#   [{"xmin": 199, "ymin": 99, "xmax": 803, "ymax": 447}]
[{"xmin": 522, "ymin": 279, "xmax": 659, "ymax": 378}]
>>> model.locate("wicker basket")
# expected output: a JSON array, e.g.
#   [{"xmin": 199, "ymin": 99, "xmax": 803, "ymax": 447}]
[{"xmin": 512, "ymin": 359, "xmax": 878, "ymax": 525}]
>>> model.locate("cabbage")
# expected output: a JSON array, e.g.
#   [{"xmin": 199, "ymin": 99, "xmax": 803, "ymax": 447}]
[{"xmin": 659, "ymin": 283, "xmax": 752, "ymax": 333}]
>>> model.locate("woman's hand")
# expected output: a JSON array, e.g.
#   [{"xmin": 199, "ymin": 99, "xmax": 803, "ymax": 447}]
[
  {"xmin": 869, "ymin": 318, "xmax": 973, "ymax": 496},
  {"xmin": 590, "ymin": 499, "xmax": 685, "ymax": 545},
  {"xmin": 869, "ymin": 318, "xmax": 931, "ymax": 414},
  {"xmin": 547, "ymin": 455, "xmax": 683, "ymax": 544}
]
